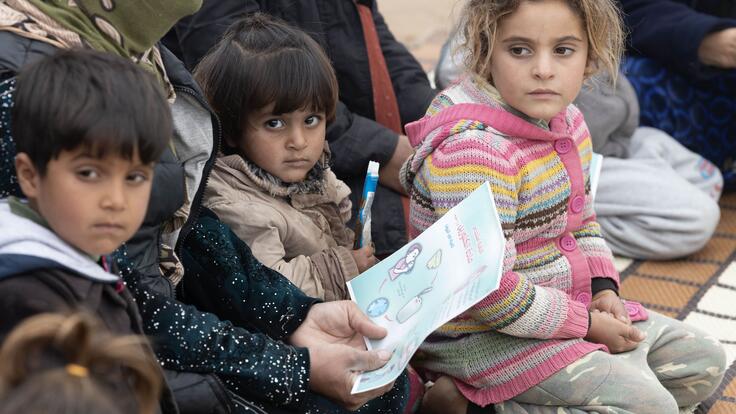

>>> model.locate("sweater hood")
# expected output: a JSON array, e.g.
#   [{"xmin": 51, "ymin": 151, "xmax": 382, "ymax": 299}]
[
  {"xmin": 0, "ymin": 200, "xmax": 118, "ymax": 282},
  {"xmin": 401, "ymin": 75, "xmax": 578, "ymax": 189}
]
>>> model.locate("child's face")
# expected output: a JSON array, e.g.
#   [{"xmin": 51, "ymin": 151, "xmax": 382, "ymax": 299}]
[
  {"xmin": 489, "ymin": 0, "xmax": 589, "ymax": 122},
  {"xmin": 237, "ymin": 105, "xmax": 326, "ymax": 183},
  {"xmin": 15, "ymin": 148, "xmax": 154, "ymax": 256}
]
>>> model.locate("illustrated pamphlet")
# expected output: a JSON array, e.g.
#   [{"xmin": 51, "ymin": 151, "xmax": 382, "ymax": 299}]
[{"xmin": 347, "ymin": 182, "xmax": 506, "ymax": 394}]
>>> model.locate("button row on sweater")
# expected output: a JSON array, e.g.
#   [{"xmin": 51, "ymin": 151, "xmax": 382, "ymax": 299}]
[
  {"xmin": 575, "ymin": 291, "xmax": 591, "ymax": 303},
  {"xmin": 559, "ymin": 235, "xmax": 577, "ymax": 252},
  {"xmin": 570, "ymin": 195, "xmax": 585, "ymax": 214},
  {"xmin": 554, "ymin": 138, "xmax": 573, "ymax": 154}
]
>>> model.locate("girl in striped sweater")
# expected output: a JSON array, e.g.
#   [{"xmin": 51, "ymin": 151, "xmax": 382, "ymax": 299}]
[{"xmin": 402, "ymin": 0, "xmax": 727, "ymax": 413}]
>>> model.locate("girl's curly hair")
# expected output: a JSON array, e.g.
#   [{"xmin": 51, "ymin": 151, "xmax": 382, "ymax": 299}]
[{"xmin": 460, "ymin": 0, "xmax": 625, "ymax": 83}]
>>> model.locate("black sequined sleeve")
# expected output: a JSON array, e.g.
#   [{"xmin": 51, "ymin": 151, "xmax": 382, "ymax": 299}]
[
  {"xmin": 122, "ymin": 268, "xmax": 311, "ymax": 406},
  {"xmin": 178, "ymin": 208, "xmax": 321, "ymax": 339}
]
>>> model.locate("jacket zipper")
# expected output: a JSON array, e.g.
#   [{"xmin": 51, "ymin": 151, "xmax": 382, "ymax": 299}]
[
  {"xmin": 172, "ymin": 85, "xmax": 221, "ymax": 257},
  {"xmin": 209, "ymin": 373, "xmax": 234, "ymax": 414}
]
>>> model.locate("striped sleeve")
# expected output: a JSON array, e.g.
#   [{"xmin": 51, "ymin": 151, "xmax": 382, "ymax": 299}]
[{"xmin": 573, "ymin": 217, "xmax": 620, "ymax": 286}]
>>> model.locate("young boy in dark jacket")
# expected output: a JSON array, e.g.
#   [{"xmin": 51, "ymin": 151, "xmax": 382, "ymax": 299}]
[{"xmin": 0, "ymin": 49, "xmax": 176, "ymax": 413}]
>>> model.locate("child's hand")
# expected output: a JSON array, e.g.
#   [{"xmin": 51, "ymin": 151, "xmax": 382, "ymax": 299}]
[
  {"xmin": 589, "ymin": 289, "xmax": 630, "ymax": 325},
  {"xmin": 351, "ymin": 245, "xmax": 377, "ymax": 273},
  {"xmin": 585, "ymin": 310, "xmax": 646, "ymax": 353}
]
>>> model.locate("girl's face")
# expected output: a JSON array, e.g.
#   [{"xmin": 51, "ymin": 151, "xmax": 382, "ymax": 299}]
[
  {"xmin": 235, "ymin": 104, "xmax": 326, "ymax": 183},
  {"xmin": 489, "ymin": 0, "xmax": 589, "ymax": 122}
]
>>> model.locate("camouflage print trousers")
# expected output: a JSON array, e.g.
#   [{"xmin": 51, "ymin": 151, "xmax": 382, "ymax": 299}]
[{"xmin": 494, "ymin": 312, "xmax": 727, "ymax": 414}]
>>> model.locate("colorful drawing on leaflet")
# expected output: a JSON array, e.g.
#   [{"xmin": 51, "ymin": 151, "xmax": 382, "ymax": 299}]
[
  {"xmin": 426, "ymin": 249, "xmax": 442, "ymax": 270},
  {"xmin": 396, "ymin": 286, "xmax": 433, "ymax": 324},
  {"xmin": 366, "ymin": 297, "xmax": 390, "ymax": 318},
  {"xmin": 388, "ymin": 243, "xmax": 422, "ymax": 280}
]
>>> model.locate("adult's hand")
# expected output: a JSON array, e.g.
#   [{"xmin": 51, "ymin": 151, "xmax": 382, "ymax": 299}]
[
  {"xmin": 378, "ymin": 134, "xmax": 413, "ymax": 195},
  {"xmin": 589, "ymin": 289, "xmax": 630, "ymax": 325},
  {"xmin": 698, "ymin": 27, "xmax": 736, "ymax": 68},
  {"xmin": 288, "ymin": 301, "xmax": 395, "ymax": 410}
]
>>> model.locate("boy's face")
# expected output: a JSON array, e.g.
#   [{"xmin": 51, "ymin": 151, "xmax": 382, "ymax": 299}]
[
  {"xmin": 489, "ymin": 0, "xmax": 589, "ymax": 122},
  {"xmin": 15, "ymin": 148, "xmax": 154, "ymax": 256},
  {"xmin": 235, "ymin": 105, "xmax": 326, "ymax": 183}
]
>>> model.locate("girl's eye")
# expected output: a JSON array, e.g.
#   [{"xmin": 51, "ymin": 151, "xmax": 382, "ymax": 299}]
[
  {"xmin": 76, "ymin": 168, "xmax": 100, "ymax": 180},
  {"xmin": 555, "ymin": 47, "xmax": 574, "ymax": 56},
  {"xmin": 510, "ymin": 47, "xmax": 532, "ymax": 56},
  {"xmin": 265, "ymin": 119, "xmax": 285, "ymax": 129},
  {"xmin": 305, "ymin": 115, "xmax": 322, "ymax": 127},
  {"xmin": 127, "ymin": 172, "xmax": 149, "ymax": 184}
]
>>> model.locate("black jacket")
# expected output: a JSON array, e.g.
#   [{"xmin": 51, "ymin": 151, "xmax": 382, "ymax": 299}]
[
  {"xmin": 170, "ymin": 0, "xmax": 437, "ymax": 255},
  {"xmin": 621, "ymin": 0, "xmax": 736, "ymax": 77},
  {"xmin": 0, "ymin": 265, "xmax": 179, "ymax": 414}
]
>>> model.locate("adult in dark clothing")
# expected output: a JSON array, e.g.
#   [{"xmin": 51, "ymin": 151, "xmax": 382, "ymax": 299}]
[
  {"xmin": 621, "ymin": 0, "xmax": 736, "ymax": 76},
  {"xmin": 0, "ymin": 1, "xmax": 406, "ymax": 413},
  {"xmin": 620, "ymin": 0, "xmax": 736, "ymax": 186},
  {"xmin": 168, "ymin": 0, "xmax": 438, "ymax": 256}
]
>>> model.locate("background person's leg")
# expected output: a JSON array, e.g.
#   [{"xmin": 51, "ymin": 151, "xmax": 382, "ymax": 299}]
[{"xmin": 595, "ymin": 130, "xmax": 721, "ymax": 259}]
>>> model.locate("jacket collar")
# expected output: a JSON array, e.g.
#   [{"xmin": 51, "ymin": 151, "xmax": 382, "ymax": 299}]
[
  {"xmin": 213, "ymin": 145, "xmax": 333, "ymax": 201},
  {"xmin": 406, "ymin": 75, "xmax": 572, "ymax": 147},
  {"xmin": 160, "ymin": 44, "xmax": 205, "ymax": 95},
  {"xmin": 0, "ymin": 200, "xmax": 118, "ymax": 282}
]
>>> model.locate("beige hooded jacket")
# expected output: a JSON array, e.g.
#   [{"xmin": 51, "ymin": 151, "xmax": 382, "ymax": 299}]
[{"xmin": 203, "ymin": 152, "xmax": 358, "ymax": 300}]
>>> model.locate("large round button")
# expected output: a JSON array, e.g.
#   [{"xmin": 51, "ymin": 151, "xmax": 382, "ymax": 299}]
[
  {"xmin": 575, "ymin": 291, "xmax": 591, "ymax": 304},
  {"xmin": 559, "ymin": 235, "xmax": 577, "ymax": 252},
  {"xmin": 570, "ymin": 195, "xmax": 585, "ymax": 213},
  {"xmin": 554, "ymin": 139, "xmax": 573, "ymax": 154}
]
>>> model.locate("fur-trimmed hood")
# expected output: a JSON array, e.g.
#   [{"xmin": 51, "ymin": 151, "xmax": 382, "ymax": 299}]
[{"xmin": 216, "ymin": 143, "xmax": 332, "ymax": 199}]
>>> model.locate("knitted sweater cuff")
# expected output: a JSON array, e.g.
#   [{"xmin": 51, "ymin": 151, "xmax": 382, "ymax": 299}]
[
  {"xmin": 591, "ymin": 277, "xmax": 618, "ymax": 296},
  {"xmin": 587, "ymin": 257, "xmax": 620, "ymax": 287},
  {"xmin": 555, "ymin": 300, "xmax": 590, "ymax": 339}
]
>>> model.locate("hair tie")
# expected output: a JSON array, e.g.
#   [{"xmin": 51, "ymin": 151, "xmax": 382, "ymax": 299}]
[{"xmin": 65, "ymin": 363, "xmax": 89, "ymax": 378}]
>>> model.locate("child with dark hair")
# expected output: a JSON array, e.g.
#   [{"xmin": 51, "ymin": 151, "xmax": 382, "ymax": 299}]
[
  {"xmin": 0, "ymin": 312, "xmax": 162, "ymax": 414},
  {"xmin": 196, "ymin": 13, "xmax": 376, "ymax": 301},
  {"xmin": 0, "ymin": 49, "xmax": 175, "ymax": 412}
]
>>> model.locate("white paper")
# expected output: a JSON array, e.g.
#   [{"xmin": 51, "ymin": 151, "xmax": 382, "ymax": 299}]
[{"xmin": 347, "ymin": 182, "xmax": 506, "ymax": 394}]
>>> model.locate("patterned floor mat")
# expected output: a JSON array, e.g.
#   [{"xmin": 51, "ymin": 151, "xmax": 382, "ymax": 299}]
[{"xmin": 617, "ymin": 192, "xmax": 736, "ymax": 413}]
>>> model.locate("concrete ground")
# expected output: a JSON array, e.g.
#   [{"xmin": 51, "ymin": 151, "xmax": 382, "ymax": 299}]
[{"xmin": 376, "ymin": 0, "xmax": 464, "ymax": 72}]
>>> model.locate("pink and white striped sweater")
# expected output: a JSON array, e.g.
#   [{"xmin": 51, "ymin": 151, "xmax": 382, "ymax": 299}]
[{"xmin": 401, "ymin": 76, "xmax": 620, "ymax": 405}]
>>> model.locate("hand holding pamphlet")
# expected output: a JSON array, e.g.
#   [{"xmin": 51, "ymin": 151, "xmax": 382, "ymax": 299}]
[{"xmin": 347, "ymin": 182, "xmax": 506, "ymax": 394}]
